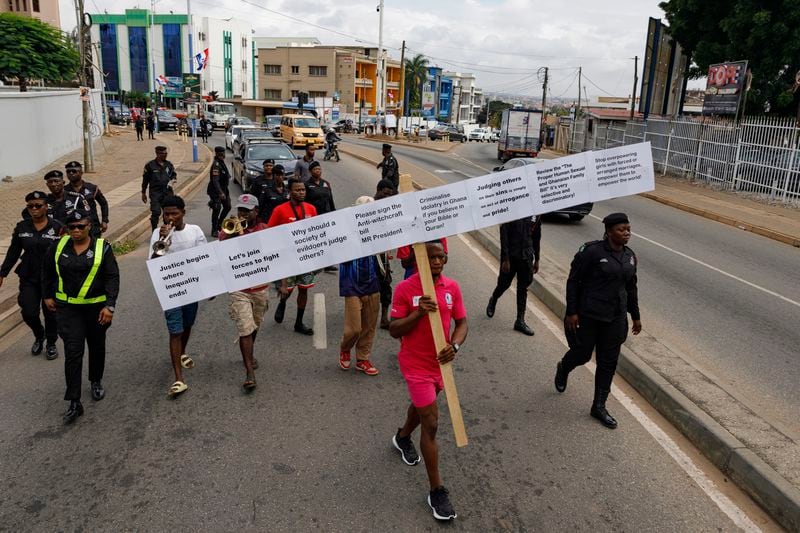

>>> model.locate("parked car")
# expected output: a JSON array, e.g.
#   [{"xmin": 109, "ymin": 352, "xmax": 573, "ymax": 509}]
[
  {"xmin": 403, "ymin": 124, "xmax": 429, "ymax": 136},
  {"xmin": 493, "ymin": 157, "xmax": 593, "ymax": 221},
  {"xmin": 234, "ymin": 128, "xmax": 275, "ymax": 154},
  {"xmin": 428, "ymin": 124, "xmax": 466, "ymax": 142},
  {"xmin": 232, "ymin": 139, "xmax": 299, "ymax": 191},
  {"xmin": 468, "ymin": 128, "xmax": 490, "ymax": 142},
  {"xmin": 488, "ymin": 129, "xmax": 499, "ymax": 142},
  {"xmin": 224, "ymin": 115, "xmax": 253, "ymax": 131},
  {"xmin": 156, "ymin": 110, "xmax": 179, "ymax": 131},
  {"xmin": 225, "ymin": 124, "xmax": 258, "ymax": 151},
  {"xmin": 107, "ymin": 101, "xmax": 131, "ymax": 125},
  {"xmin": 331, "ymin": 119, "xmax": 361, "ymax": 134},
  {"xmin": 262, "ymin": 115, "xmax": 282, "ymax": 137}
]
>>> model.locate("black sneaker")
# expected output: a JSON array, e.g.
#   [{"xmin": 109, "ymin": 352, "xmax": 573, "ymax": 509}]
[
  {"xmin": 46, "ymin": 343, "xmax": 59, "ymax": 360},
  {"xmin": 428, "ymin": 486, "xmax": 457, "ymax": 520},
  {"xmin": 31, "ymin": 338, "xmax": 44, "ymax": 356},
  {"xmin": 392, "ymin": 429, "xmax": 420, "ymax": 466}
]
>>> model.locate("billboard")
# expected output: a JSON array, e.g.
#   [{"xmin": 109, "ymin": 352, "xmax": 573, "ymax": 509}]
[
  {"xmin": 182, "ymin": 73, "xmax": 201, "ymax": 102},
  {"xmin": 421, "ymin": 90, "xmax": 435, "ymax": 118},
  {"xmin": 164, "ymin": 76, "xmax": 183, "ymax": 98},
  {"xmin": 639, "ymin": 17, "xmax": 689, "ymax": 118},
  {"xmin": 702, "ymin": 61, "xmax": 749, "ymax": 115}
]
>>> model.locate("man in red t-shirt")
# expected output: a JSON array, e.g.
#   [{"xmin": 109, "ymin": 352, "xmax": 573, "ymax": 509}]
[
  {"xmin": 219, "ymin": 194, "xmax": 270, "ymax": 390},
  {"xmin": 389, "ymin": 240, "xmax": 468, "ymax": 521},
  {"xmin": 396, "ymin": 237, "xmax": 448, "ymax": 279},
  {"xmin": 267, "ymin": 179, "xmax": 318, "ymax": 335}
]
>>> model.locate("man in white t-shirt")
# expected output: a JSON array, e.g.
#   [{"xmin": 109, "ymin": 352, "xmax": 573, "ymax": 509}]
[{"xmin": 149, "ymin": 195, "xmax": 207, "ymax": 397}]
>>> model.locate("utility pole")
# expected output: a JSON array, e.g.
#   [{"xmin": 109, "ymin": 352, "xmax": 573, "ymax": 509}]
[
  {"xmin": 576, "ymin": 66, "xmax": 582, "ymax": 117},
  {"xmin": 541, "ymin": 66, "xmax": 549, "ymax": 116},
  {"xmin": 150, "ymin": 0, "xmax": 159, "ymax": 132},
  {"xmin": 396, "ymin": 39, "xmax": 405, "ymax": 140},
  {"xmin": 74, "ymin": 0, "xmax": 94, "ymax": 171},
  {"xmin": 187, "ymin": 0, "xmax": 198, "ymax": 162},
  {"xmin": 376, "ymin": 0, "xmax": 385, "ymax": 134},
  {"xmin": 630, "ymin": 55, "xmax": 638, "ymax": 119},
  {"xmin": 91, "ymin": 43, "xmax": 111, "ymax": 135}
]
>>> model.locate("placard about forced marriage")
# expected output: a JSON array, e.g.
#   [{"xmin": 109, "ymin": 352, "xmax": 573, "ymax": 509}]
[
  {"xmin": 286, "ymin": 210, "xmax": 358, "ymax": 271},
  {"xmin": 589, "ymin": 142, "xmax": 654, "ymax": 201},
  {"xmin": 216, "ymin": 226, "xmax": 294, "ymax": 293},
  {"xmin": 465, "ymin": 166, "xmax": 538, "ymax": 227},
  {"xmin": 527, "ymin": 152, "xmax": 593, "ymax": 214},
  {"xmin": 415, "ymin": 181, "xmax": 474, "ymax": 242},
  {"xmin": 348, "ymin": 194, "xmax": 424, "ymax": 255},
  {"xmin": 146, "ymin": 242, "xmax": 226, "ymax": 309}
]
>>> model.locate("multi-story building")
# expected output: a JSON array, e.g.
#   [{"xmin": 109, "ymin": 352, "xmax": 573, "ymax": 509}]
[
  {"xmin": 253, "ymin": 43, "xmax": 401, "ymax": 120},
  {"xmin": 445, "ymin": 71, "xmax": 483, "ymax": 124},
  {"xmin": 1, "ymin": 0, "xmax": 60, "ymax": 28},
  {"xmin": 89, "ymin": 9, "xmax": 255, "ymax": 104},
  {"xmin": 420, "ymin": 67, "xmax": 453, "ymax": 122}
]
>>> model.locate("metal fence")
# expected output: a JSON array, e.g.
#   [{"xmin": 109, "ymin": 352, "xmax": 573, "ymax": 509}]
[{"xmin": 568, "ymin": 115, "xmax": 800, "ymax": 205}]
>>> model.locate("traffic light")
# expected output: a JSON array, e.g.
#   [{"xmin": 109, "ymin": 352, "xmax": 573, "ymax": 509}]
[{"xmin": 298, "ymin": 92, "xmax": 308, "ymax": 108}]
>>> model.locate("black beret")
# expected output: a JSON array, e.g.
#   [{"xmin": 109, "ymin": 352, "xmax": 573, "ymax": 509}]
[
  {"xmin": 25, "ymin": 191, "xmax": 47, "ymax": 202},
  {"xmin": 602, "ymin": 212, "xmax": 630, "ymax": 227},
  {"xmin": 382, "ymin": 143, "xmax": 392, "ymax": 150},
  {"xmin": 262, "ymin": 159, "xmax": 275, "ymax": 165},
  {"xmin": 272, "ymin": 164, "xmax": 285, "ymax": 174},
  {"xmin": 308, "ymin": 160, "xmax": 321, "ymax": 170},
  {"xmin": 65, "ymin": 209, "xmax": 91, "ymax": 224},
  {"xmin": 214, "ymin": 146, "xmax": 226, "ymax": 153},
  {"xmin": 64, "ymin": 160, "xmax": 82, "ymax": 169},
  {"xmin": 44, "ymin": 170, "xmax": 64, "ymax": 180}
]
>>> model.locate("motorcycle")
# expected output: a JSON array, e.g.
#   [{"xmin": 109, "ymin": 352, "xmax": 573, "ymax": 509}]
[{"xmin": 323, "ymin": 141, "xmax": 340, "ymax": 162}]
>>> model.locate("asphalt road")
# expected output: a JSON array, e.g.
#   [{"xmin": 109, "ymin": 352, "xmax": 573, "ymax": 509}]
[
  {"xmin": 0, "ymin": 136, "xmax": 775, "ymax": 530},
  {"xmin": 352, "ymin": 137, "xmax": 800, "ymax": 438}
]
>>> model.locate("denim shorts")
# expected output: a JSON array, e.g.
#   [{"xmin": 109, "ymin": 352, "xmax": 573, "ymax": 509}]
[{"xmin": 164, "ymin": 302, "xmax": 199, "ymax": 335}]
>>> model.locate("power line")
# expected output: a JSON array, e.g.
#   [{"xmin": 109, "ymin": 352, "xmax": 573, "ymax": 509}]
[{"xmin": 582, "ymin": 72, "xmax": 616, "ymax": 96}]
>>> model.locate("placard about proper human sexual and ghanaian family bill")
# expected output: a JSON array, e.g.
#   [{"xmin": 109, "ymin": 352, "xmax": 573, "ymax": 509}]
[{"xmin": 147, "ymin": 142, "xmax": 655, "ymax": 309}]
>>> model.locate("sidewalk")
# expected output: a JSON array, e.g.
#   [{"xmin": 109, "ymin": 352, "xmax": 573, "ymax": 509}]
[
  {"xmin": 355, "ymin": 133, "xmax": 456, "ymax": 153},
  {"xmin": 0, "ymin": 126, "xmax": 212, "ymax": 327}
]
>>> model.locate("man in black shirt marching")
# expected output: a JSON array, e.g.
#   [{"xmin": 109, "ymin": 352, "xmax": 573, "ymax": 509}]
[
  {"xmin": 377, "ymin": 143, "xmax": 399, "ymax": 189},
  {"xmin": 207, "ymin": 146, "xmax": 231, "ymax": 238},
  {"xmin": 142, "ymin": 146, "xmax": 177, "ymax": 230},
  {"xmin": 486, "ymin": 215, "xmax": 541, "ymax": 336},
  {"xmin": 64, "ymin": 161, "xmax": 110, "ymax": 238}
]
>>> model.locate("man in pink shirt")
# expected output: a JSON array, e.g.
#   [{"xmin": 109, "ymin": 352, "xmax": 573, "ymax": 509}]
[{"xmin": 389, "ymin": 240, "xmax": 468, "ymax": 521}]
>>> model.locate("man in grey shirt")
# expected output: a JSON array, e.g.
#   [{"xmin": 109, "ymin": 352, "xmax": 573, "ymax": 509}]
[{"xmin": 294, "ymin": 144, "xmax": 317, "ymax": 182}]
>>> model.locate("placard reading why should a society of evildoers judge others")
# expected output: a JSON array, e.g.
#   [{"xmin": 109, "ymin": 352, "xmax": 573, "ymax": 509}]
[{"xmin": 147, "ymin": 142, "xmax": 655, "ymax": 309}]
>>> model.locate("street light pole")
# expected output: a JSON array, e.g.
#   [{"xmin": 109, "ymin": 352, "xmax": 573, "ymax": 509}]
[
  {"xmin": 74, "ymin": 0, "xmax": 94, "ymax": 171},
  {"xmin": 150, "ymin": 0, "xmax": 159, "ymax": 132},
  {"xmin": 187, "ymin": 0, "xmax": 198, "ymax": 162},
  {"xmin": 376, "ymin": 0, "xmax": 385, "ymax": 134}
]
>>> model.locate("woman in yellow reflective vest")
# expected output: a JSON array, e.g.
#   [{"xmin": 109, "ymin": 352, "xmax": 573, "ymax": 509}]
[{"xmin": 43, "ymin": 210, "xmax": 120, "ymax": 425}]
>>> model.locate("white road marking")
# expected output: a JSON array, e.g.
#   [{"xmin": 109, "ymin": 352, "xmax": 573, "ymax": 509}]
[
  {"xmin": 587, "ymin": 214, "xmax": 800, "ymax": 310},
  {"xmin": 313, "ymin": 292, "xmax": 327, "ymax": 350},
  {"xmin": 458, "ymin": 233, "xmax": 763, "ymax": 532},
  {"xmin": 434, "ymin": 169, "xmax": 455, "ymax": 174}
]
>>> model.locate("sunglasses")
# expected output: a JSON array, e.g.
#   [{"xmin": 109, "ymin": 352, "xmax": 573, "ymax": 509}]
[
  {"xmin": 26, "ymin": 203, "xmax": 47, "ymax": 209},
  {"xmin": 66, "ymin": 169, "xmax": 80, "ymax": 173},
  {"xmin": 67, "ymin": 223, "xmax": 90, "ymax": 230}
]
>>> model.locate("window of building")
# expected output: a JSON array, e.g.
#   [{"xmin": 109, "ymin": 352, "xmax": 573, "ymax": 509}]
[
  {"xmin": 162, "ymin": 24, "xmax": 182, "ymax": 78},
  {"xmin": 264, "ymin": 89, "xmax": 282, "ymax": 100},
  {"xmin": 291, "ymin": 65, "xmax": 299, "ymax": 75},
  {"xmin": 264, "ymin": 64, "xmax": 281, "ymax": 75},
  {"xmin": 8, "ymin": 0, "xmax": 13, "ymax": 11},
  {"xmin": 128, "ymin": 27, "xmax": 149, "ymax": 92},
  {"xmin": 309, "ymin": 65, "xmax": 327, "ymax": 77},
  {"xmin": 309, "ymin": 91, "xmax": 327, "ymax": 98},
  {"xmin": 32, "ymin": 0, "xmax": 39, "ymax": 11},
  {"xmin": 291, "ymin": 90, "xmax": 299, "ymax": 98},
  {"xmin": 99, "ymin": 24, "xmax": 119, "ymax": 93}
]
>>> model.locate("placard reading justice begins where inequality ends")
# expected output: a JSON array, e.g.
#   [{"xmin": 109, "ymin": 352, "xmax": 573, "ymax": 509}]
[{"xmin": 147, "ymin": 142, "xmax": 656, "ymax": 310}]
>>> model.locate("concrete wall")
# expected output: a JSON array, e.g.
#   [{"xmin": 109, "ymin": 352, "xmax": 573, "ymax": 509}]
[{"xmin": 0, "ymin": 89, "xmax": 102, "ymax": 177}]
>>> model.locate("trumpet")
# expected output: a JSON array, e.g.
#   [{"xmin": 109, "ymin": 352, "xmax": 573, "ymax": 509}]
[
  {"xmin": 152, "ymin": 223, "xmax": 175, "ymax": 256},
  {"xmin": 221, "ymin": 216, "xmax": 248, "ymax": 235}
]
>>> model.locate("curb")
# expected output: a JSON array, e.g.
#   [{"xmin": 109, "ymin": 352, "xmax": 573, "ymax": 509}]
[
  {"xmin": 356, "ymin": 135, "xmax": 457, "ymax": 153},
  {"xmin": 469, "ymin": 226, "xmax": 800, "ymax": 533},
  {"xmin": 0, "ymin": 144, "xmax": 214, "ymax": 341},
  {"xmin": 639, "ymin": 192, "xmax": 800, "ymax": 248}
]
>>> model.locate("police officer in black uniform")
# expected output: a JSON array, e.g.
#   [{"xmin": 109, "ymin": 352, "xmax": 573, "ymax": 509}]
[
  {"xmin": 1, "ymin": 191, "xmax": 63, "ymax": 359},
  {"xmin": 248, "ymin": 159, "xmax": 274, "ymax": 198},
  {"xmin": 42, "ymin": 170, "xmax": 91, "ymax": 224},
  {"xmin": 486, "ymin": 215, "xmax": 542, "ymax": 336},
  {"xmin": 207, "ymin": 146, "xmax": 231, "ymax": 237},
  {"xmin": 43, "ymin": 210, "xmax": 120, "ymax": 425},
  {"xmin": 257, "ymin": 164, "xmax": 289, "ymax": 224},
  {"xmin": 554, "ymin": 212, "xmax": 642, "ymax": 429},
  {"xmin": 142, "ymin": 146, "xmax": 177, "ymax": 231},
  {"xmin": 377, "ymin": 143, "xmax": 399, "ymax": 189},
  {"xmin": 64, "ymin": 161, "xmax": 110, "ymax": 237}
]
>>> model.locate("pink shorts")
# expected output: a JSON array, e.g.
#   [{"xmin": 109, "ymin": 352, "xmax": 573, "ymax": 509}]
[{"xmin": 404, "ymin": 371, "xmax": 444, "ymax": 408}]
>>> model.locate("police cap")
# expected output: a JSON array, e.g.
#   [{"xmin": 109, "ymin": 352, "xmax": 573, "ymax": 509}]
[
  {"xmin": 308, "ymin": 160, "xmax": 321, "ymax": 171},
  {"xmin": 214, "ymin": 146, "xmax": 226, "ymax": 153},
  {"xmin": 382, "ymin": 143, "xmax": 392, "ymax": 150},
  {"xmin": 25, "ymin": 191, "xmax": 47, "ymax": 202},
  {"xmin": 602, "ymin": 212, "xmax": 630, "ymax": 227},
  {"xmin": 272, "ymin": 164, "xmax": 285, "ymax": 175},
  {"xmin": 65, "ymin": 209, "xmax": 91, "ymax": 224},
  {"xmin": 44, "ymin": 170, "xmax": 64, "ymax": 180},
  {"xmin": 64, "ymin": 161, "xmax": 82, "ymax": 169}
]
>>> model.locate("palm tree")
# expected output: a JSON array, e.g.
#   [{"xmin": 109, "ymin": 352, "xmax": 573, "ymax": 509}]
[{"xmin": 404, "ymin": 53, "xmax": 429, "ymax": 114}]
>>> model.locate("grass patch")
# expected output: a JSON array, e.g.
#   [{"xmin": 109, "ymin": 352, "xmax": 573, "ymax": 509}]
[{"xmin": 111, "ymin": 239, "xmax": 139, "ymax": 256}]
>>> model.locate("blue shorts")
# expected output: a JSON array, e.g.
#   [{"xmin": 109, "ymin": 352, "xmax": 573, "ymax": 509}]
[{"xmin": 164, "ymin": 303, "xmax": 199, "ymax": 335}]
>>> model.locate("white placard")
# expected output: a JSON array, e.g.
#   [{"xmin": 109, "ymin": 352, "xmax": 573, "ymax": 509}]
[
  {"xmin": 146, "ymin": 242, "xmax": 227, "ymax": 309},
  {"xmin": 216, "ymin": 225, "xmax": 295, "ymax": 293},
  {"xmin": 414, "ymin": 181, "xmax": 474, "ymax": 242},
  {"xmin": 589, "ymin": 142, "xmax": 655, "ymax": 201},
  {"xmin": 285, "ymin": 210, "xmax": 359, "ymax": 272},
  {"xmin": 465, "ymin": 166, "xmax": 538, "ymax": 227},
  {"xmin": 527, "ymin": 151, "xmax": 594, "ymax": 214},
  {"xmin": 348, "ymin": 194, "xmax": 425, "ymax": 255}
]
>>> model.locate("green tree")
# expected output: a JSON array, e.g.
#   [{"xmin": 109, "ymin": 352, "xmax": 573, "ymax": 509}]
[
  {"xmin": 0, "ymin": 13, "xmax": 80, "ymax": 92},
  {"xmin": 404, "ymin": 53, "xmax": 429, "ymax": 112},
  {"xmin": 478, "ymin": 100, "xmax": 514, "ymax": 128},
  {"xmin": 123, "ymin": 90, "xmax": 149, "ymax": 108},
  {"xmin": 659, "ymin": 0, "xmax": 800, "ymax": 116}
]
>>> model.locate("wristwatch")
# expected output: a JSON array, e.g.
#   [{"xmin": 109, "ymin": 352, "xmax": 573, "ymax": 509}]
[
  {"xmin": 452, "ymin": 342, "xmax": 460, "ymax": 353},
  {"xmin": 105, "ymin": 306, "xmax": 115, "ymax": 313}
]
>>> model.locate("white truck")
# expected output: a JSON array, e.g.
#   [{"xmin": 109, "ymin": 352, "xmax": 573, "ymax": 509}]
[
  {"xmin": 497, "ymin": 108, "xmax": 543, "ymax": 161},
  {"xmin": 203, "ymin": 101, "xmax": 236, "ymax": 129}
]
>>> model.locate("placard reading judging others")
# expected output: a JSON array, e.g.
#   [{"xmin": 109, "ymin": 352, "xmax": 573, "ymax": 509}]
[{"xmin": 147, "ymin": 143, "xmax": 655, "ymax": 309}]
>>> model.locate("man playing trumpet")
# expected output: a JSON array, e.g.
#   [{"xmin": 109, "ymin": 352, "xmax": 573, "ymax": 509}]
[
  {"xmin": 218, "ymin": 194, "xmax": 270, "ymax": 391},
  {"xmin": 149, "ymin": 195, "xmax": 207, "ymax": 397}
]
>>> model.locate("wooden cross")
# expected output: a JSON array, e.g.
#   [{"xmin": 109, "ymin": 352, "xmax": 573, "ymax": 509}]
[{"xmin": 399, "ymin": 174, "xmax": 468, "ymax": 447}]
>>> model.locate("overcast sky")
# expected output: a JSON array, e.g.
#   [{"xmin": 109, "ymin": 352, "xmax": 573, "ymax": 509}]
[{"xmin": 60, "ymin": 0, "xmax": 701, "ymax": 101}]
